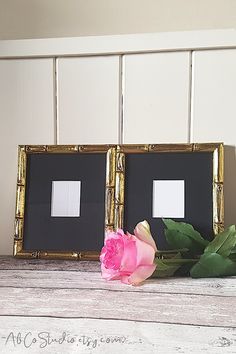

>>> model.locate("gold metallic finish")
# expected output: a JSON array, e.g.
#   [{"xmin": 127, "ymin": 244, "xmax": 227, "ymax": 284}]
[
  {"xmin": 17, "ymin": 146, "xmax": 26, "ymax": 185},
  {"xmin": 213, "ymin": 222, "xmax": 224, "ymax": 235},
  {"xmin": 14, "ymin": 145, "xmax": 115, "ymax": 261},
  {"xmin": 213, "ymin": 182, "xmax": 224, "ymax": 228},
  {"xmin": 195, "ymin": 144, "xmax": 223, "ymax": 201},
  {"xmin": 105, "ymin": 225, "xmax": 115, "ymax": 232},
  {"xmin": 115, "ymin": 172, "xmax": 125, "ymax": 205},
  {"xmin": 26, "ymin": 145, "xmax": 47, "ymax": 153},
  {"xmin": 15, "ymin": 251, "xmax": 39, "ymax": 259},
  {"xmin": 211, "ymin": 143, "xmax": 224, "ymax": 234},
  {"xmin": 114, "ymin": 204, "xmax": 124, "ymax": 230},
  {"xmin": 116, "ymin": 152, "xmax": 125, "ymax": 172},
  {"xmin": 79, "ymin": 145, "xmax": 115, "ymax": 153},
  {"xmin": 105, "ymin": 187, "xmax": 115, "ymax": 226},
  {"xmin": 192, "ymin": 143, "xmax": 221, "ymax": 152},
  {"xmin": 217, "ymin": 143, "xmax": 224, "ymax": 183},
  {"xmin": 118, "ymin": 143, "xmax": 224, "ymax": 238},
  {"xmin": 47, "ymin": 145, "xmax": 79, "ymax": 153},
  {"xmin": 80, "ymin": 251, "xmax": 100, "ymax": 261},
  {"xmin": 13, "ymin": 240, "xmax": 23, "ymax": 256},
  {"xmin": 149, "ymin": 144, "xmax": 192, "ymax": 152},
  {"xmin": 105, "ymin": 147, "xmax": 116, "ymax": 232},
  {"xmin": 14, "ymin": 143, "xmax": 224, "ymax": 260},
  {"xmin": 15, "ymin": 185, "xmax": 25, "ymax": 218},
  {"xmin": 115, "ymin": 151, "xmax": 125, "ymax": 205},
  {"xmin": 39, "ymin": 251, "xmax": 80, "ymax": 260},
  {"xmin": 119, "ymin": 144, "xmax": 149, "ymax": 153},
  {"xmin": 14, "ymin": 147, "xmax": 27, "ymax": 256},
  {"xmin": 213, "ymin": 148, "xmax": 219, "ymax": 183},
  {"xmin": 14, "ymin": 218, "xmax": 24, "ymax": 240},
  {"xmin": 106, "ymin": 147, "xmax": 116, "ymax": 187},
  {"xmin": 114, "ymin": 151, "xmax": 125, "ymax": 230}
]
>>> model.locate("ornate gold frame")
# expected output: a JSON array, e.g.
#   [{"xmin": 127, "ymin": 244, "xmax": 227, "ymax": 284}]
[
  {"xmin": 14, "ymin": 143, "xmax": 224, "ymax": 260},
  {"xmin": 14, "ymin": 145, "xmax": 116, "ymax": 260},
  {"xmin": 114, "ymin": 143, "xmax": 224, "ymax": 235}
]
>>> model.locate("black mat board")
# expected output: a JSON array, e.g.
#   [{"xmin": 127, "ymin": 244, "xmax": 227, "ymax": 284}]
[
  {"xmin": 23, "ymin": 153, "xmax": 106, "ymax": 252},
  {"xmin": 124, "ymin": 152, "xmax": 213, "ymax": 250}
]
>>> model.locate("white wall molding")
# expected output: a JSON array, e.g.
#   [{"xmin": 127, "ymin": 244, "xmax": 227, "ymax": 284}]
[
  {"xmin": 1, "ymin": 28, "xmax": 236, "ymax": 254},
  {"xmin": 1, "ymin": 29, "xmax": 236, "ymax": 58}
]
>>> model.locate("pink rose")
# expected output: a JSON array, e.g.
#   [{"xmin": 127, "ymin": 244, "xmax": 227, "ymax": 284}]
[{"xmin": 100, "ymin": 221, "xmax": 157, "ymax": 285}]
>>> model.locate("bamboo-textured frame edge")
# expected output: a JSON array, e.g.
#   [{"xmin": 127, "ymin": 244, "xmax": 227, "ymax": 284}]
[
  {"xmin": 115, "ymin": 143, "xmax": 224, "ymax": 235},
  {"xmin": 14, "ymin": 143, "xmax": 224, "ymax": 260},
  {"xmin": 13, "ymin": 145, "xmax": 116, "ymax": 260}
]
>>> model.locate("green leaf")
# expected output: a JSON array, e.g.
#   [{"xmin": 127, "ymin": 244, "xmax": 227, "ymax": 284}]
[
  {"xmin": 229, "ymin": 253, "xmax": 236, "ymax": 262},
  {"xmin": 190, "ymin": 252, "xmax": 236, "ymax": 278},
  {"xmin": 163, "ymin": 219, "xmax": 209, "ymax": 254},
  {"xmin": 163, "ymin": 219, "xmax": 208, "ymax": 247},
  {"xmin": 164, "ymin": 229, "xmax": 199, "ymax": 253},
  {"xmin": 230, "ymin": 247, "xmax": 236, "ymax": 254},
  {"xmin": 204, "ymin": 225, "xmax": 236, "ymax": 257},
  {"xmin": 153, "ymin": 253, "xmax": 197, "ymax": 278},
  {"xmin": 155, "ymin": 248, "xmax": 189, "ymax": 257},
  {"xmin": 153, "ymin": 259, "xmax": 182, "ymax": 278}
]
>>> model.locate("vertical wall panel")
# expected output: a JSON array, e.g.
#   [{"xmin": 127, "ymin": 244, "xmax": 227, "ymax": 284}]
[
  {"xmin": 57, "ymin": 56, "xmax": 120, "ymax": 144},
  {"xmin": 0, "ymin": 59, "xmax": 55, "ymax": 255},
  {"xmin": 192, "ymin": 49, "xmax": 236, "ymax": 226},
  {"xmin": 123, "ymin": 52, "xmax": 190, "ymax": 143}
]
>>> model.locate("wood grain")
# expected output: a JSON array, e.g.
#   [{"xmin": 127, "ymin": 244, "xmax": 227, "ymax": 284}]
[
  {"xmin": 0, "ymin": 256, "xmax": 100, "ymax": 272},
  {"xmin": 0, "ymin": 316, "xmax": 235, "ymax": 354},
  {"xmin": 0, "ymin": 257, "xmax": 235, "ymax": 353},
  {"xmin": 1, "ymin": 270, "xmax": 236, "ymax": 297},
  {"xmin": 0, "ymin": 286, "xmax": 235, "ymax": 327}
]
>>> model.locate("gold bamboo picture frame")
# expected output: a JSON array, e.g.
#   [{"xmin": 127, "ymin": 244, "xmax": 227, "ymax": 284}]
[
  {"xmin": 14, "ymin": 145, "xmax": 116, "ymax": 261},
  {"xmin": 14, "ymin": 143, "xmax": 224, "ymax": 260},
  {"xmin": 114, "ymin": 143, "xmax": 224, "ymax": 250}
]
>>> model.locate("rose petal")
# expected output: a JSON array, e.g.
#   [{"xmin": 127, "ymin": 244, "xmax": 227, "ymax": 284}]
[
  {"xmin": 101, "ymin": 264, "xmax": 121, "ymax": 281},
  {"xmin": 120, "ymin": 238, "xmax": 137, "ymax": 273},
  {"xmin": 121, "ymin": 264, "xmax": 156, "ymax": 285},
  {"xmin": 125, "ymin": 231, "xmax": 155, "ymax": 266},
  {"xmin": 105, "ymin": 229, "xmax": 124, "ymax": 241},
  {"xmin": 134, "ymin": 220, "xmax": 158, "ymax": 252},
  {"xmin": 135, "ymin": 237, "xmax": 156, "ymax": 266}
]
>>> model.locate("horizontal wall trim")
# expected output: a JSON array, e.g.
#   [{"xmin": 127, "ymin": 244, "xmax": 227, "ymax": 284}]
[{"xmin": 1, "ymin": 29, "xmax": 236, "ymax": 58}]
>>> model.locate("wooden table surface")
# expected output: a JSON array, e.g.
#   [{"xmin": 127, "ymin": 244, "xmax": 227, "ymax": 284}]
[{"xmin": 0, "ymin": 256, "xmax": 235, "ymax": 353}]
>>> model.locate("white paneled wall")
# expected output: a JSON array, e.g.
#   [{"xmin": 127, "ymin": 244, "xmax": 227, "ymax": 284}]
[
  {"xmin": 57, "ymin": 56, "xmax": 120, "ymax": 144},
  {"xmin": 123, "ymin": 52, "xmax": 190, "ymax": 143},
  {"xmin": 0, "ymin": 59, "xmax": 55, "ymax": 255},
  {"xmin": 1, "ymin": 31, "xmax": 236, "ymax": 254},
  {"xmin": 192, "ymin": 49, "xmax": 236, "ymax": 226}
]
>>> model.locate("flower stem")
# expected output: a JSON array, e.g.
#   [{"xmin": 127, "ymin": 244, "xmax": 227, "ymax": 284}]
[
  {"xmin": 155, "ymin": 248, "xmax": 189, "ymax": 255},
  {"xmin": 154, "ymin": 257, "xmax": 198, "ymax": 264}
]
